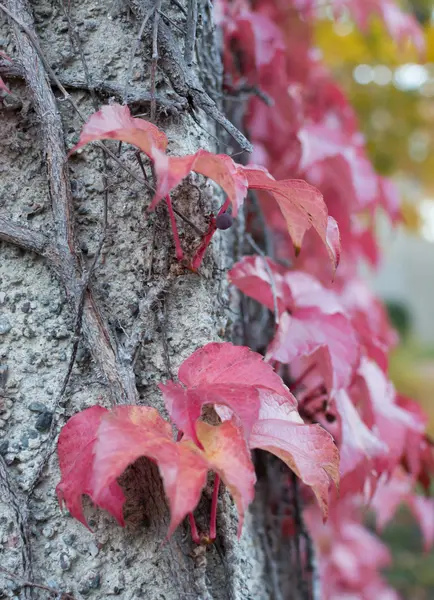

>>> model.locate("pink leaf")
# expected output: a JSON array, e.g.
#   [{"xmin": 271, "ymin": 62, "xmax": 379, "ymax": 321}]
[
  {"xmin": 267, "ymin": 309, "xmax": 358, "ymax": 390},
  {"xmin": 70, "ymin": 103, "xmax": 168, "ymax": 157},
  {"xmin": 91, "ymin": 406, "xmax": 255, "ymax": 536},
  {"xmin": 249, "ymin": 391, "xmax": 339, "ymax": 519},
  {"xmin": 228, "ymin": 255, "xmax": 290, "ymax": 315},
  {"xmin": 56, "ymin": 406, "xmax": 125, "ymax": 529},
  {"xmin": 230, "ymin": 258, "xmax": 358, "ymax": 389},
  {"xmin": 334, "ymin": 389, "xmax": 386, "ymax": 478},
  {"xmin": 92, "ymin": 406, "xmax": 208, "ymax": 536},
  {"xmin": 151, "ymin": 148, "xmax": 248, "ymax": 214},
  {"xmin": 178, "ymin": 341, "xmax": 294, "ymax": 395},
  {"xmin": 298, "ymin": 124, "xmax": 379, "ymax": 210},
  {"xmin": 160, "ymin": 342, "xmax": 295, "ymax": 445},
  {"xmin": 356, "ymin": 359, "xmax": 424, "ymax": 472},
  {"xmin": 242, "ymin": 165, "xmax": 339, "ymax": 267}
]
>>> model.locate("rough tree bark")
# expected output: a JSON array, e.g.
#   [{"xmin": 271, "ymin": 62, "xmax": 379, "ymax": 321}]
[{"xmin": 0, "ymin": 1, "xmax": 312, "ymax": 599}]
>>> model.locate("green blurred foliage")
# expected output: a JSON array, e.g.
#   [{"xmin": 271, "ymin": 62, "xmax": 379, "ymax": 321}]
[{"xmin": 382, "ymin": 507, "xmax": 434, "ymax": 600}]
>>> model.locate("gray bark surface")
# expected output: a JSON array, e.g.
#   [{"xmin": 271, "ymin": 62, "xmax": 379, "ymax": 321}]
[{"xmin": 0, "ymin": 1, "xmax": 311, "ymax": 599}]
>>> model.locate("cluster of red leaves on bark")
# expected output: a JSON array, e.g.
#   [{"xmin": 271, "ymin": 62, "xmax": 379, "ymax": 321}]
[
  {"xmin": 218, "ymin": 0, "xmax": 434, "ymax": 596},
  {"xmin": 57, "ymin": 343, "xmax": 339, "ymax": 538},
  {"xmin": 69, "ymin": 103, "xmax": 340, "ymax": 270}
]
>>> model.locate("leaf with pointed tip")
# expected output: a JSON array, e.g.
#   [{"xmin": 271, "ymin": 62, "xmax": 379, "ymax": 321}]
[
  {"xmin": 56, "ymin": 406, "xmax": 125, "ymax": 529},
  {"xmin": 228, "ymin": 255, "xmax": 289, "ymax": 315},
  {"xmin": 229, "ymin": 258, "xmax": 358, "ymax": 389},
  {"xmin": 70, "ymin": 103, "xmax": 168, "ymax": 157},
  {"xmin": 355, "ymin": 359, "xmax": 424, "ymax": 472},
  {"xmin": 249, "ymin": 391, "xmax": 339, "ymax": 519},
  {"xmin": 195, "ymin": 419, "xmax": 256, "ymax": 535},
  {"xmin": 92, "ymin": 406, "xmax": 208, "ymax": 536},
  {"xmin": 242, "ymin": 165, "xmax": 339, "ymax": 268}
]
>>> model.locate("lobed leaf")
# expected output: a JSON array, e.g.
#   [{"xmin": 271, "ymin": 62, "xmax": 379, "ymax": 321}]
[{"xmin": 249, "ymin": 390, "xmax": 339, "ymax": 519}]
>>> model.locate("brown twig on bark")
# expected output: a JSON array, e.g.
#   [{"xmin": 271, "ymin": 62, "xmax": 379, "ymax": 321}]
[
  {"xmin": 0, "ymin": 457, "xmax": 33, "ymax": 599},
  {"xmin": 157, "ymin": 9, "xmax": 184, "ymax": 34},
  {"xmin": 0, "ymin": 57, "xmax": 187, "ymax": 111},
  {"xmin": 0, "ymin": 566, "xmax": 76, "ymax": 599},
  {"xmin": 0, "ymin": 216, "xmax": 54, "ymax": 257},
  {"xmin": 125, "ymin": 0, "xmax": 253, "ymax": 153},
  {"xmin": 1, "ymin": 0, "xmax": 139, "ymax": 407}
]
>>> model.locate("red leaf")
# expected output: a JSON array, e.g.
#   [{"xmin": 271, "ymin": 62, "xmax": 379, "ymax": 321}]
[
  {"xmin": 56, "ymin": 406, "xmax": 125, "ymax": 529},
  {"xmin": 195, "ymin": 419, "xmax": 256, "ymax": 535},
  {"xmin": 161, "ymin": 342, "xmax": 338, "ymax": 517},
  {"xmin": 334, "ymin": 389, "xmax": 386, "ymax": 478},
  {"xmin": 249, "ymin": 392, "xmax": 339, "ymax": 518},
  {"xmin": 356, "ymin": 359, "xmax": 424, "ymax": 472},
  {"xmin": 242, "ymin": 165, "xmax": 339, "ymax": 268},
  {"xmin": 229, "ymin": 258, "xmax": 358, "ymax": 389},
  {"xmin": 0, "ymin": 76, "xmax": 10, "ymax": 95},
  {"xmin": 91, "ymin": 406, "xmax": 254, "ymax": 536},
  {"xmin": 71, "ymin": 103, "xmax": 168, "ymax": 157},
  {"xmin": 92, "ymin": 406, "xmax": 208, "ymax": 536},
  {"xmin": 228, "ymin": 255, "xmax": 290, "ymax": 315},
  {"xmin": 341, "ymin": 279, "xmax": 398, "ymax": 370},
  {"xmin": 160, "ymin": 342, "xmax": 295, "ymax": 446},
  {"xmin": 298, "ymin": 124, "xmax": 379, "ymax": 211},
  {"xmin": 267, "ymin": 310, "xmax": 358, "ymax": 390},
  {"xmin": 151, "ymin": 148, "xmax": 248, "ymax": 215}
]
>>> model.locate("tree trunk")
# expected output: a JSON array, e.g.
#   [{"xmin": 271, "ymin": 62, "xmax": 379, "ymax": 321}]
[{"xmin": 0, "ymin": 1, "xmax": 311, "ymax": 599}]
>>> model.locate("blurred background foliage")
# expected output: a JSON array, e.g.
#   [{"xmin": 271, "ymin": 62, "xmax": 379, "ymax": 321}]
[
  {"xmin": 314, "ymin": 0, "xmax": 434, "ymax": 435},
  {"xmin": 313, "ymin": 3, "xmax": 434, "ymax": 596}
]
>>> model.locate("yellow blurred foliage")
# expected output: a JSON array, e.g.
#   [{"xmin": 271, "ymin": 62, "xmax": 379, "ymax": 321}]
[
  {"xmin": 314, "ymin": 11, "xmax": 434, "ymax": 236},
  {"xmin": 401, "ymin": 199, "xmax": 423, "ymax": 232},
  {"xmin": 315, "ymin": 18, "xmax": 422, "ymax": 68}
]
